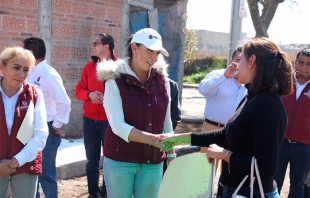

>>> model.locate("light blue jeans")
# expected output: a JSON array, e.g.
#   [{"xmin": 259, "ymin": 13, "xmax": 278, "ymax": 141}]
[{"xmin": 104, "ymin": 157, "xmax": 163, "ymax": 198}]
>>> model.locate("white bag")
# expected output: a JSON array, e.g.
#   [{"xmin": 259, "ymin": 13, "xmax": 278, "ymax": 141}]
[{"xmin": 232, "ymin": 157, "xmax": 264, "ymax": 198}]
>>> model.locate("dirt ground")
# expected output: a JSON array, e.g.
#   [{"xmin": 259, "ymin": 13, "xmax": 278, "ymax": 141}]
[{"xmin": 53, "ymin": 121, "xmax": 290, "ymax": 198}]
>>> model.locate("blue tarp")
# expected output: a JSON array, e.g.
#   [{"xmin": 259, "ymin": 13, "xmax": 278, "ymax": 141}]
[{"xmin": 129, "ymin": 9, "xmax": 181, "ymax": 82}]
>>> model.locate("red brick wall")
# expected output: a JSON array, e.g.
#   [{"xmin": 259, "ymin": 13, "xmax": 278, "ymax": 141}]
[
  {"xmin": 0, "ymin": 0, "xmax": 38, "ymax": 52},
  {"xmin": 0, "ymin": 0, "xmax": 122, "ymax": 137}
]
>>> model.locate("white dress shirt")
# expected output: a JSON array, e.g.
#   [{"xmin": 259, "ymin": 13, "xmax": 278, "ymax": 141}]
[
  {"xmin": 103, "ymin": 58, "xmax": 173, "ymax": 143},
  {"xmin": 295, "ymin": 74, "xmax": 310, "ymax": 99},
  {"xmin": 27, "ymin": 60, "xmax": 71, "ymax": 128},
  {"xmin": 198, "ymin": 69, "xmax": 247, "ymax": 125},
  {"xmin": 0, "ymin": 83, "xmax": 48, "ymax": 166}
]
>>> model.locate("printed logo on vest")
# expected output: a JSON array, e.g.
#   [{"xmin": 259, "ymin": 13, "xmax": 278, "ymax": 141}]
[
  {"xmin": 304, "ymin": 90, "xmax": 310, "ymax": 98},
  {"xmin": 34, "ymin": 77, "xmax": 41, "ymax": 86},
  {"xmin": 20, "ymin": 101, "xmax": 29, "ymax": 110}
]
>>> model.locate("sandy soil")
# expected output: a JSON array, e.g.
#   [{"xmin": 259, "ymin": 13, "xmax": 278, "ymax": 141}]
[{"xmin": 53, "ymin": 121, "xmax": 290, "ymax": 198}]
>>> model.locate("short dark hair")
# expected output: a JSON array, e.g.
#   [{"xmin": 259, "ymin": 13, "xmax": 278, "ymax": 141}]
[
  {"xmin": 232, "ymin": 46, "xmax": 242, "ymax": 59},
  {"xmin": 23, "ymin": 37, "xmax": 46, "ymax": 60},
  {"xmin": 98, "ymin": 33, "xmax": 115, "ymax": 60},
  {"xmin": 296, "ymin": 48, "xmax": 310, "ymax": 60},
  {"xmin": 243, "ymin": 37, "xmax": 293, "ymax": 96}
]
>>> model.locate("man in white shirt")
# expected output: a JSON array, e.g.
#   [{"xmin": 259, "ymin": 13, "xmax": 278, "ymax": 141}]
[
  {"xmin": 24, "ymin": 37, "xmax": 71, "ymax": 198},
  {"xmin": 198, "ymin": 47, "xmax": 247, "ymax": 176},
  {"xmin": 198, "ymin": 47, "xmax": 247, "ymax": 132}
]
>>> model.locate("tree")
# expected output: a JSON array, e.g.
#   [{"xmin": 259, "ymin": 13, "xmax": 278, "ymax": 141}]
[
  {"xmin": 184, "ymin": 29, "xmax": 198, "ymax": 61},
  {"xmin": 247, "ymin": 0, "xmax": 297, "ymax": 37}
]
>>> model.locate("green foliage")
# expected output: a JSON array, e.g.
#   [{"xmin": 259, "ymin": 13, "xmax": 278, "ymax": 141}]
[
  {"xmin": 184, "ymin": 56, "xmax": 227, "ymax": 76},
  {"xmin": 184, "ymin": 29, "xmax": 198, "ymax": 61},
  {"xmin": 183, "ymin": 56, "xmax": 227, "ymax": 84}
]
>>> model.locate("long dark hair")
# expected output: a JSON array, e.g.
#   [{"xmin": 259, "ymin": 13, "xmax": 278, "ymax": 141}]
[
  {"xmin": 126, "ymin": 35, "xmax": 141, "ymax": 60},
  {"xmin": 243, "ymin": 37, "xmax": 293, "ymax": 95},
  {"xmin": 98, "ymin": 33, "xmax": 115, "ymax": 60}
]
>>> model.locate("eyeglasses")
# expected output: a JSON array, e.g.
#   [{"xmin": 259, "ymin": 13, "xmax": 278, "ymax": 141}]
[
  {"xmin": 92, "ymin": 42, "xmax": 107, "ymax": 47},
  {"xmin": 148, "ymin": 35, "xmax": 161, "ymax": 40}
]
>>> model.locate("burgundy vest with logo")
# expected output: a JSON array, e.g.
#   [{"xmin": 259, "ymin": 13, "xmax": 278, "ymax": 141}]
[
  {"xmin": 103, "ymin": 68, "xmax": 169, "ymax": 164},
  {"xmin": 0, "ymin": 83, "xmax": 42, "ymax": 175},
  {"xmin": 283, "ymin": 83, "xmax": 310, "ymax": 145}
]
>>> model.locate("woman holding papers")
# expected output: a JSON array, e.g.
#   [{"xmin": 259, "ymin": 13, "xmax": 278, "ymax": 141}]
[
  {"xmin": 0, "ymin": 47, "xmax": 48, "ymax": 198},
  {"xmin": 96, "ymin": 28, "xmax": 175, "ymax": 198},
  {"xmin": 162, "ymin": 37, "xmax": 294, "ymax": 198}
]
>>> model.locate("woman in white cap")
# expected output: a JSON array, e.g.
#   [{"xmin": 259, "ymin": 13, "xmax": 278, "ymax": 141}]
[{"xmin": 96, "ymin": 28, "xmax": 176, "ymax": 198}]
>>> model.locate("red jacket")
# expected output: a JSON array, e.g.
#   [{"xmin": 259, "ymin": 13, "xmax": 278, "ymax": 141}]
[
  {"xmin": 283, "ymin": 82, "xmax": 310, "ymax": 145},
  {"xmin": 76, "ymin": 56, "xmax": 107, "ymax": 121},
  {"xmin": 0, "ymin": 83, "xmax": 42, "ymax": 175},
  {"xmin": 104, "ymin": 68, "xmax": 169, "ymax": 164}
]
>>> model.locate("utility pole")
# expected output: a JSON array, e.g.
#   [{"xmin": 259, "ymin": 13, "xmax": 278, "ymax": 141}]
[
  {"xmin": 38, "ymin": 0, "xmax": 52, "ymax": 65},
  {"xmin": 228, "ymin": 0, "xmax": 242, "ymax": 65},
  {"xmin": 120, "ymin": 0, "xmax": 130, "ymax": 58}
]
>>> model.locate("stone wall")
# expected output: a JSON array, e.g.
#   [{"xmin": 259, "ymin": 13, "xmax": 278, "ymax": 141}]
[{"xmin": 0, "ymin": 0, "xmax": 122, "ymax": 137}]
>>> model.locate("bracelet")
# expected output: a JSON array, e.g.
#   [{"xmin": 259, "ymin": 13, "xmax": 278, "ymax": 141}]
[
  {"xmin": 188, "ymin": 136, "xmax": 191, "ymax": 146},
  {"xmin": 150, "ymin": 136, "xmax": 154, "ymax": 146},
  {"xmin": 167, "ymin": 153, "xmax": 177, "ymax": 158},
  {"xmin": 52, "ymin": 126, "xmax": 59, "ymax": 133},
  {"xmin": 224, "ymin": 150, "xmax": 231, "ymax": 162}
]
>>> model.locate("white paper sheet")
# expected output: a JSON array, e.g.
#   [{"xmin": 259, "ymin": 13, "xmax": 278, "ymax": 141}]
[{"xmin": 17, "ymin": 100, "xmax": 34, "ymax": 145}]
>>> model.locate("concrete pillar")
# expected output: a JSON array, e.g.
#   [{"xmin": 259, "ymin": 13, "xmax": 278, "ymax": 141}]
[
  {"xmin": 38, "ymin": 0, "xmax": 52, "ymax": 65},
  {"xmin": 228, "ymin": 0, "xmax": 242, "ymax": 65},
  {"xmin": 120, "ymin": 0, "xmax": 130, "ymax": 58}
]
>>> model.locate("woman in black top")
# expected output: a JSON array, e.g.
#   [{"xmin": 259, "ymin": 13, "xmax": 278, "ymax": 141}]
[{"xmin": 163, "ymin": 37, "xmax": 294, "ymax": 198}]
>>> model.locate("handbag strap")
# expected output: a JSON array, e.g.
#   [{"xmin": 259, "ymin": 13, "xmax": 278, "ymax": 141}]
[
  {"xmin": 254, "ymin": 158, "xmax": 264, "ymax": 197},
  {"xmin": 232, "ymin": 157, "xmax": 264, "ymax": 198}
]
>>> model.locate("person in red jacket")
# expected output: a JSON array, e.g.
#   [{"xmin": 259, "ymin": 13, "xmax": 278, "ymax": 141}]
[
  {"xmin": 76, "ymin": 33, "xmax": 116, "ymax": 198},
  {"xmin": 274, "ymin": 48, "xmax": 310, "ymax": 198},
  {"xmin": 0, "ymin": 47, "xmax": 48, "ymax": 198}
]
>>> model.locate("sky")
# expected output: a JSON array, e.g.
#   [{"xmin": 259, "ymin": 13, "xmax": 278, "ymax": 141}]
[{"xmin": 186, "ymin": 0, "xmax": 310, "ymax": 44}]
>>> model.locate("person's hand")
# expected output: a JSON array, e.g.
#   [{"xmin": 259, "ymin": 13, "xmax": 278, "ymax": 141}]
[
  {"xmin": 205, "ymin": 144, "xmax": 225, "ymax": 164},
  {"xmin": 54, "ymin": 128, "xmax": 66, "ymax": 137},
  {"xmin": 89, "ymin": 90, "xmax": 104, "ymax": 104},
  {"xmin": 1, "ymin": 158, "xmax": 19, "ymax": 169},
  {"xmin": 152, "ymin": 134, "xmax": 174, "ymax": 152},
  {"xmin": 0, "ymin": 160, "xmax": 17, "ymax": 177},
  {"xmin": 224, "ymin": 62, "xmax": 238, "ymax": 79},
  {"xmin": 161, "ymin": 133, "xmax": 191, "ymax": 149}
]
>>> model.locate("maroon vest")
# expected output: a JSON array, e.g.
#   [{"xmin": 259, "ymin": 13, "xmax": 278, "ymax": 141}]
[
  {"xmin": 0, "ymin": 83, "xmax": 42, "ymax": 175},
  {"xmin": 283, "ymin": 83, "xmax": 310, "ymax": 145},
  {"xmin": 103, "ymin": 68, "xmax": 169, "ymax": 164}
]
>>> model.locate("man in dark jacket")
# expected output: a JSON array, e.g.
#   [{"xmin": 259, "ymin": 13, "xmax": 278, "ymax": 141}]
[
  {"xmin": 274, "ymin": 48, "xmax": 310, "ymax": 198},
  {"xmin": 163, "ymin": 78, "xmax": 181, "ymax": 173},
  {"xmin": 169, "ymin": 78, "xmax": 182, "ymax": 130}
]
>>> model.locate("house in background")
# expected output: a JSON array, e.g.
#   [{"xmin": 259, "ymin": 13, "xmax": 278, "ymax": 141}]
[{"xmin": 0, "ymin": 0, "xmax": 187, "ymax": 137}]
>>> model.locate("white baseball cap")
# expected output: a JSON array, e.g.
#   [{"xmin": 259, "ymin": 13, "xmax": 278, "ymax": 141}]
[{"xmin": 130, "ymin": 28, "xmax": 169, "ymax": 57}]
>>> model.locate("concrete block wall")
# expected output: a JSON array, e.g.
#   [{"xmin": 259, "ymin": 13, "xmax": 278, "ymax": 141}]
[{"xmin": 0, "ymin": 0, "xmax": 122, "ymax": 138}]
